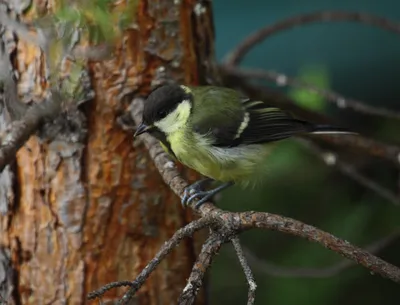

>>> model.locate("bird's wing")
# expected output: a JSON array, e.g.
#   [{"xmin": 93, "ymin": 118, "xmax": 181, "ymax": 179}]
[{"xmin": 190, "ymin": 86, "xmax": 311, "ymax": 147}]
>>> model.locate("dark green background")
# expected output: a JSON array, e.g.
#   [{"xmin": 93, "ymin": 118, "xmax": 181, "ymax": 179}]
[{"xmin": 210, "ymin": 1, "xmax": 400, "ymax": 304}]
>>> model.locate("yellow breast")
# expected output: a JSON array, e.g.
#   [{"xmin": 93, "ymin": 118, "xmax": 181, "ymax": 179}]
[{"xmin": 165, "ymin": 130, "xmax": 271, "ymax": 186}]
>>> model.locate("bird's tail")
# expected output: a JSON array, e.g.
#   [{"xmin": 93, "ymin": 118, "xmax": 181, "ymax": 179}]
[{"xmin": 308, "ymin": 124, "xmax": 357, "ymax": 135}]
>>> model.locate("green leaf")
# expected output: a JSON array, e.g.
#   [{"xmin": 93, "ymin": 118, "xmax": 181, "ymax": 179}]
[{"xmin": 289, "ymin": 64, "xmax": 330, "ymax": 111}]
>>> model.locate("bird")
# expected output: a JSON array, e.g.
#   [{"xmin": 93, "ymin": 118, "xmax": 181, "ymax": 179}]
[{"xmin": 134, "ymin": 84, "xmax": 354, "ymax": 209}]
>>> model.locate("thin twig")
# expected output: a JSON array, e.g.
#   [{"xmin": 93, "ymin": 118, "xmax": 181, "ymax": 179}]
[
  {"xmin": 177, "ymin": 233, "xmax": 225, "ymax": 305},
  {"xmin": 231, "ymin": 237, "xmax": 256, "ymax": 305},
  {"xmin": 88, "ymin": 217, "xmax": 213, "ymax": 302},
  {"xmin": 221, "ymin": 66, "xmax": 400, "ymax": 120},
  {"xmin": 86, "ymin": 281, "xmax": 133, "ymax": 300},
  {"xmin": 297, "ymin": 138, "xmax": 400, "ymax": 206},
  {"xmin": 238, "ymin": 230, "xmax": 399, "ymax": 278},
  {"xmin": 225, "ymin": 11, "xmax": 400, "ymax": 66}
]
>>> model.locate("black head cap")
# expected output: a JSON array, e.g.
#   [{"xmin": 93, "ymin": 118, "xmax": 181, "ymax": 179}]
[{"xmin": 142, "ymin": 84, "xmax": 192, "ymax": 125}]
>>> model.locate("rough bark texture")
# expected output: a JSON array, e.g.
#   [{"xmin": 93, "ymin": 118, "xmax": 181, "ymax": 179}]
[{"xmin": 0, "ymin": 0, "xmax": 215, "ymax": 304}]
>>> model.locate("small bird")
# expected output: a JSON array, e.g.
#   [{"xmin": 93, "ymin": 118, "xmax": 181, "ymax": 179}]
[{"xmin": 134, "ymin": 84, "xmax": 354, "ymax": 208}]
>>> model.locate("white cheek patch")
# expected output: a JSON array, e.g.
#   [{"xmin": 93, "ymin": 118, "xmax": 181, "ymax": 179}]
[{"xmin": 154, "ymin": 100, "xmax": 192, "ymax": 134}]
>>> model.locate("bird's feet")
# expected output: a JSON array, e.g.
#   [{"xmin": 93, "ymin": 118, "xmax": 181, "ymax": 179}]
[
  {"xmin": 181, "ymin": 180, "xmax": 234, "ymax": 209},
  {"xmin": 181, "ymin": 178, "xmax": 213, "ymax": 207}
]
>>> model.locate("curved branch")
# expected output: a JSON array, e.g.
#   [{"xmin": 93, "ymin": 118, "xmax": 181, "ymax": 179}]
[
  {"xmin": 224, "ymin": 11, "xmax": 400, "ymax": 66},
  {"xmin": 231, "ymin": 211, "xmax": 400, "ymax": 283},
  {"xmin": 0, "ymin": 92, "xmax": 62, "ymax": 172}
]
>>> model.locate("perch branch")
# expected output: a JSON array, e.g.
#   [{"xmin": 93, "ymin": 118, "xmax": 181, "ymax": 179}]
[
  {"xmin": 225, "ymin": 11, "xmax": 400, "ymax": 66},
  {"xmin": 231, "ymin": 237, "xmax": 256, "ymax": 305},
  {"xmin": 87, "ymin": 97, "xmax": 400, "ymax": 304},
  {"xmin": 130, "ymin": 96, "xmax": 400, "ymax": 281}
]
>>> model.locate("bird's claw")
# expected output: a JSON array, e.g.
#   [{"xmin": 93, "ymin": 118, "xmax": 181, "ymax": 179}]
[
  {"xmin": 181, "ymin": 179, "xmax": 212, "ymax": 207},
  {"xmin": 188, "ymin": 191, "xmax": 215, "ymax": 209},
  {"xmin": 181, "ymin": 181, "xmax": 234, "ymax": 209},
  {"xmin": 181, "ymin": 187, "xmax": 198, "ymax": 206}
]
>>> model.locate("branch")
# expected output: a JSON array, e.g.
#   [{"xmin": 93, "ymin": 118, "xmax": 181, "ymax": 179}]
[
  {"xmin": 220, "ymin": 66, "xmax": 400, "ymax": 120},
  {"xmin": 177, "ymin": 233, "xmax": 225, "ymax": 305},
  {"xmin": 297, "ymin": 138, "xmax": 400, "ymax": 206},
  {"xmin": 231, "ymin": 212, "xmax": 400, "ymax": 283},
  {"xmin": 224, "ymin": 11, "xmax": 400, "ymax": 66},
  {"xmin": 316, "ymin": 134, "xmax": 400, "ymax": 167},
  {"xmin": 231, "ymin": 237, "xmax": 256, "ymax": 305},
  {"xmin": 236, "ymin": 230, "xmax": 399, "ymax": 278},
  {"xmin": 88, "ymin": 217, "xmax": 213, "ymax": 302},
  {"xmin": 0, "ymin": 44, "xmax": 63, "ymax": 172},
  {"xmin": 0, "ymin": 91, "xmax": 62, "ymax": 172}
]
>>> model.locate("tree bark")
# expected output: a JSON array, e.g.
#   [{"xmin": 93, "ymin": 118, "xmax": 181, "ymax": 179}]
[{"xmin": 0, "ymin": 0, "xmax": 215, "ymax": 304}]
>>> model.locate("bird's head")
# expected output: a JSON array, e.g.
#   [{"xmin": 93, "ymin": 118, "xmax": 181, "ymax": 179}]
[{"xmin": 134, "ymin": 84, "xmax": 193, "ymax": 137}]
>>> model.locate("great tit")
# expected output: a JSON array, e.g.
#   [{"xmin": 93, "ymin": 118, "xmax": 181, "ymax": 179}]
[{"xmin": 134, "ymin": 84, "xmax": 354, "ymax": 208}]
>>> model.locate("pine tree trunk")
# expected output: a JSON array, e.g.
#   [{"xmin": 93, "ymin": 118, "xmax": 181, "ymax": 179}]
[{"xmin": 0, "ymin": 0, "xmax": 215, "ymax": 304}]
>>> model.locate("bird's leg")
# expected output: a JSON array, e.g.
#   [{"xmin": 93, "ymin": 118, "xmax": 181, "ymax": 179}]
[
  {"xmin": 181, "ymin": 178, "xmax": 214, "ymax": 207},
  {"xmin": 186, "ymin": 181, "xmax": 234, "ymax": 209}
]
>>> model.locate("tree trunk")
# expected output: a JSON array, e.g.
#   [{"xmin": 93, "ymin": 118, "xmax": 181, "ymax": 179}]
[{"xmin": 0, "ymin": 0, "xmax": 215, "ymax": 304}]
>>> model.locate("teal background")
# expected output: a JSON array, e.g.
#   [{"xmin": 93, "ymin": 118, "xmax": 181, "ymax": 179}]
[
  {"xmin": 211, "ymin": 1, "xmax": 400, "ymax": 304},
  {"xmin": 214, "ymin": 0, "xmax": 400, "ymax": 107}
]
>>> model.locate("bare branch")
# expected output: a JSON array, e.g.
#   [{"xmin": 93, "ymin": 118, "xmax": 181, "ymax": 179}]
[
  {"xmin": 0, "ymin": 91, "xmax": 62, "ymax": 172},
  {"xmin": 316, "ymin": 134, "xmax": 400, "ymax": 167},
  {"xmin": 231, "ymin": 237, "xmax": 256, "ymax": 305},
  {"xmin": 220, "ymin": 66, "xmax": 400, "ymax": 120},
  {"xmin": 297, "ymin": 138, "xmax": 400, "ymax": 205},
  {"xmin": 86, "ymin": 281, "xmax": 133, "ymax": 300},
  {"xmin": 177, "ymin": 233, "xmax": 225, "ymax": 305},
  {"xmin": 236, "ymin": 231, "xmax": 399, "ymax": 278},
  {"xmin": 232, "ymin": 211, "xmax": 400, "ymax": 283},
  {"xmin": 224, "ymin": 11, "xmax": 400, "ymax": 66},
  {"xmin": 88, "ymin": 217, "xmax": 213, "ymax": 302}
]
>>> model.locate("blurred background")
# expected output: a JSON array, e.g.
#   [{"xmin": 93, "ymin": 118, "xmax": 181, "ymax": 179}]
[{"xmin": 210, "ymin": 0, "xmax": 400, "ymax": 304}]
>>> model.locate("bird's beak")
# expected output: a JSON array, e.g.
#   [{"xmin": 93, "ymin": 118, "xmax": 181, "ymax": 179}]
[{"xmin": 134, "ymin": 123, "xmax": 152, "ymax": 137}]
